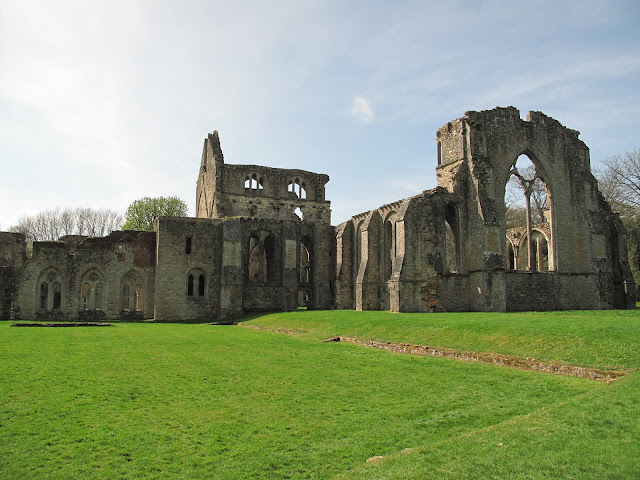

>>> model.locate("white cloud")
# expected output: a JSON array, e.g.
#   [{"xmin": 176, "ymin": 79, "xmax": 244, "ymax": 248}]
[{"xmin": 350, "ymin": 96, "xmax": 374, "ymax": 123}]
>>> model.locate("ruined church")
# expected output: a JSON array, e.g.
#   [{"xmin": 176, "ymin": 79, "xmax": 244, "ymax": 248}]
[{"xmin": 0, "ymin": 107, "xmax": 634, "ymax": 321}]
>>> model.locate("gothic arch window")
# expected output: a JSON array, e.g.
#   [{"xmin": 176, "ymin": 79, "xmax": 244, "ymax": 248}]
[
  {"xmin": 383, "ymin": 213, "xmax": 397, "ymax": 281},
  {"xmin": 505, "ymin": 153, "xmax": 554, "ymax": 271},
  {"xmin": 187, "ymin": 268, "xmax": 206, "ymax": 298},
  {"xmin": 121, "ymin": 271, "xmax": 144, "ymax": 313},
  {"xmin": 355, "ymin": 222, "xmax": 364, "ymax": 279},
  {"xmin": 516, "ymin": 229, "xmax": 549, "ymax": 272},
  {"xmin": 80, "ymin": 269, "xmax": 105, "ymax": 311},
  {"xmin": 36, "ymin": 268, "xmax": 62, "ymax": 312},
  {"xmin": 244, "ymin": 173, "xmax": 265, "ymax": 193},
  {"xmin": 248, "ymin": 230, "xmax": 276, "ymax": 283},
  {"xmin": 288, "ymin": 177, "xmax": 307, "ymax": 200}
]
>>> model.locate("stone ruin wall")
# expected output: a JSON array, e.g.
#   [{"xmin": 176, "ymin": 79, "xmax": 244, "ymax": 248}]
[
  {"xmin": 196, "ymin": 131, "xmax": 331, "ymax": 224},
  {"xmin": 1, "ymin": 231, "xmax": 156, "ymax": 321},
  {"xmin": 335, "ymin": 106, "xmax": 634, "ymax": 313},
  {"xmin": 0, "ymin": 106, "xmax": 634, "ymax": 321}
]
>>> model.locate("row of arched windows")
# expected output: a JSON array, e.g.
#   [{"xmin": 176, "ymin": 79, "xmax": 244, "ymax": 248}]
[
  {"xmin": 187, "ymin": 270, "xmax": 206, "ymax": 298},
  {"xmin": 242, "ymin": 174, "xmax": 310, "ymax": 200},
  {"xmin": 36, "ymin": 268, "xmax": 145, "ymax": 314},
  {"xmin": 244, "ymin": 173, "xmax": 264, "ymax": 192}
]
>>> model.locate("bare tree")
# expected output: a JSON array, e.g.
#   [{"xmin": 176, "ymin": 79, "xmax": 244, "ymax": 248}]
[
  {"xmin": 505, "ymin": 164, "xmax": 549, "ymax": 230},
  {"xmin": 9, "ymin": 208, "xmax": 123, "ymax": 243},
  {"xmin": 596, "ymin": 148, "xmax": 640, "ymax": 287},
  {"xmin": 598, "ymin": 147, "xmax": 640, "ymax": 214}
]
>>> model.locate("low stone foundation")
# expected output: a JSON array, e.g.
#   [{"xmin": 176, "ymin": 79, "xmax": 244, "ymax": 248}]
[
  {"xmin": 333, "ymin": 337, "xmax": 625, "ymax": 382},
  {"xmin": 11, "ymin": 322, "xmax": 113, "ymax": 327}
]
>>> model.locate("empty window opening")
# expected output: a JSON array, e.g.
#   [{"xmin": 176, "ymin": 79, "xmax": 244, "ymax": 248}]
[
  {"xmin": 444, "ymin": 204, "xmax": 460, "ymax": 273},
  {"xmin": 264, "ymin": 235, "xmax": 275, "ymax": 282},
  {"xmin": 186, "ymin": 269, "xmax": 205, "ymax": 298},
  {"xmin": 515, "ymin": 231, "xmax": 549, "ymax": 272},
  {"xmin": 384, "ymin": 214, "xmax": 397, "ymax": 281},
  {"xmin": 37, "ymin": 270, "xmax": 62, "ymax": 312},
  {"xmin": 294, "ymin": 207, "xmax": 303, "ymax": 220},
  {"xmin": 80, "ymin": 270, "xmax": 105, "ymax": 311},
  {"xmin": 288, "ymin": 178, "xmax": 307, "ymax": 199},
  {"xmin": 248, "ymin": 232, "xmax": 275, "ymax": 283},
  {"xmin": 300, "ymin": 237, "xmax": 313, "ymax": 284},
  {"xmin": 53, "ymin": 283, "xmax": 62, "ymax": 310},
  {"xmin": 187, "ymin": 274, "xmax": 194, "ymax": 296},
  {"xmin": 245, "ymin": 173, "xmax": 265, "ymax": 193},
  {"xmin": 437, "ymin": 141, "xmax": 442, "ymax": 166},
  {"xmin": 248, "ymin": 236, "xmax": 265, "ymax": 282},
  {"xmin": 186, "ymin": 237, "xmax": 192, "ymax": 254},
  {"xmin": 121, "ymin": 285, "xmax": 130, "ymax": 310},
  {"xmin": 121, "ymin": 272, "xmax": 143, "ymax": 313},
  {"xmin": 506, "ymin": 154, "xmax": 552, "ymax": 271},
  {"xmin": 355, "ymin": 223, "xmax": 363, "ymax": 279},
  {"xmin": 81, "ymin": 283, "xmax": 91, "ymax": 310},
  {"xmin": 198, "ymin": 274, "xmax": 205, "ymax": 296}
]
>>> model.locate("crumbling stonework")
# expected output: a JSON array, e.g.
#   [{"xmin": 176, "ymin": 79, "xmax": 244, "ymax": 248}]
[
  {"xmin": 0, "ymin": 107, "xmax": 633, "ymax": 321},
  {"xmin": 335, "ymin": 107, "xmax": 634, "ymax": 312},
  {"xmin": 0, "ymin": 132, "xmax": 334, "ymax": 321}
]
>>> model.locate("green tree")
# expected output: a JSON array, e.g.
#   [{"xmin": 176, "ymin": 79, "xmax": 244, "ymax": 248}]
[{"xmin": 122, "ymin": 196, "xmax": 189, "ymax": 231}]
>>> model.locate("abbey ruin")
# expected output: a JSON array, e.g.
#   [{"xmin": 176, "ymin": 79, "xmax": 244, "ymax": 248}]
[{"xmin": 0, "ymin": 107, "xmax": 635, "ymax": 321}]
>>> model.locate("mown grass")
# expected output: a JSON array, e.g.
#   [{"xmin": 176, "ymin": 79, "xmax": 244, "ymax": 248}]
[
  {"xmin": 0, "ymin": 309, "xmax": 638, "ymax": 479},
  {"xmin": 245, "ymin": 309, "xmax": 640, "ymax": 370}
]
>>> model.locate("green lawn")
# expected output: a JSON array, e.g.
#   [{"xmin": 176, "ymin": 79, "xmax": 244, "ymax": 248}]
[{"xmin": 1, "ymin": 309, "xmax": 638, "ymax": 479}]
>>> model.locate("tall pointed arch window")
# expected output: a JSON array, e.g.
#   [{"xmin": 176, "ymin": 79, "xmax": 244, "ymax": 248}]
[
  {"xmin": 248, "ymin": 231, "xmax": 276, "ymax": 283},
  {"xmin": 80, "ymin": 269, "xmax": 105, "ymax": 311},
  {"xmin": 383, "ymin": 213, "xmax": 397, "ymax": 281},
  {"xmin": 505, "ymin": 154, "xmax": 553, "ymax": 271},
  {"xmin": 121, "ymin": 271, "xmax": 144, "ymax": 313}
]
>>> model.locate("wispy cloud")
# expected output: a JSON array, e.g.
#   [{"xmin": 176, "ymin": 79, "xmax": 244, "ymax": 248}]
[{"xmin": 350, "ymin": 96, "xmax": 374, "ymax": 123}]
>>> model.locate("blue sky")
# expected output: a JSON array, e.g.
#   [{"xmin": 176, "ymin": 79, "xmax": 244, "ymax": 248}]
[{"xmin": 1, "ymin": 0, "xmax": 639, "ymax": 229}]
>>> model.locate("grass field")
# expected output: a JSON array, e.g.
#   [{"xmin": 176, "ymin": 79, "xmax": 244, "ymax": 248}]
[{"xmin": 1, "ymin": 309, "xmax": 639, "ymax": 479}]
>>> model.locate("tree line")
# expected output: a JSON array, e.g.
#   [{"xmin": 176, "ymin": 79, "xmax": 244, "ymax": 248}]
[{"xmin": 7, "ymin": 196, "xmax": 189, "ymax": 245}]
